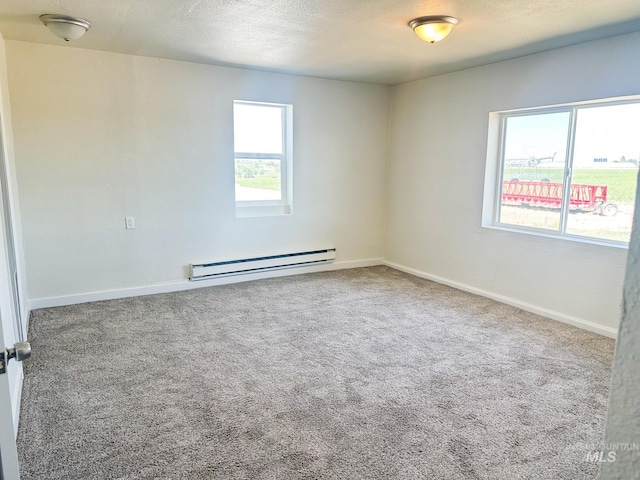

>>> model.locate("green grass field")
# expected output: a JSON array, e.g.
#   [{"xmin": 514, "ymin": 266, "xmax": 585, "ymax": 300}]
[
  {"xmin": 235, "ymin": 175, "xmax": 280, "ymax": 190},
  {"xmin": 504, "ymin": 167, "xmax": 638, "ymax": 203},
  {"xmin": 235, "ymin": 159, "xmax": 281, "ymax": 190}
]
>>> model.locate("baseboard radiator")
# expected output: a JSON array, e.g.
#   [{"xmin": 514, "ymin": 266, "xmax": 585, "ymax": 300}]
[{"xmin": 190, "ymin": 248, "xmax": 336, "ymax": 281}]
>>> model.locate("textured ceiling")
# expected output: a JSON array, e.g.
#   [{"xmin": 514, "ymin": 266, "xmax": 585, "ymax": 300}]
[{"xmin": 1, "ymin": 0, "xmax": 640, "ymax": 85}]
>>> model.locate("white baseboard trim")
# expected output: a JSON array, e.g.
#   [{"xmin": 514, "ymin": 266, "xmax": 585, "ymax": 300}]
[
  {"xmin": 384, "ymin": 260, "xmax": 618, "ymax": 339},
  {"xmin": 28, "ymin": 258, "xmax": 384, "ymax": 310},
  {"xmin": 27, "ymin": 257, "xmax": 615, "ymax": 338},
  {"xmin": 12, "ymin": 364, "xmax": 23, "ymax": 436}
]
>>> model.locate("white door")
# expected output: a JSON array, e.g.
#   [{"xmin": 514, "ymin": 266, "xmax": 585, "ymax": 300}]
[
  {"xmin": 0, "ymin": 174, "xmax": 23, "ymax": 478},
  {"xmin": 0, "ymin": 110, "xmax": 23, "ymax": 478},
  {"xmin": 0, "ymin": 314, "xmax": 20, "ymax": 480},
  {"xmin": 0, "ymin": 141, "xmax": 22, "ymax": 343},
  {"xmin": 0, "ymin": 162, "xmax": 21, "ymax": 479}
]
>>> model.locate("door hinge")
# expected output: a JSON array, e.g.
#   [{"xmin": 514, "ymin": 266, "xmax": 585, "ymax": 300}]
[{"xmin": 0, "ymin": 351, "xmax": 6, "ymax": 375}]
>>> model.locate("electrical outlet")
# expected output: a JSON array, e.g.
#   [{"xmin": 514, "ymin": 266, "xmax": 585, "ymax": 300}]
[{"xmin": 125, "ymin": 217, "xmax": 135, "ymax": 229}]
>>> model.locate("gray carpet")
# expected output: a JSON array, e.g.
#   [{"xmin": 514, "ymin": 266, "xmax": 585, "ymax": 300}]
[{"xmin": 17, "ymin": 266, "xmax": 615, "ymax": 479}]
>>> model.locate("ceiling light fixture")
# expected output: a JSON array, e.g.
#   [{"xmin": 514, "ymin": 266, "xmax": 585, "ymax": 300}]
[
  {"xmin": 39, "ymin": 14, "xmax": 91, "ymax": 42},
  {"xmin": 409, "ymin": 15, "xmax": 458, "ymax": 43}
]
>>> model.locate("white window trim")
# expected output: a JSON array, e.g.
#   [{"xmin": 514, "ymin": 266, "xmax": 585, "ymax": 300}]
[
  {"xmin": 234, "ymin": 100, "xmax": 293, "ymax": 217},
  {"xmin": 482, "ymin": 94, "xmax": 640, "ymax": 248}
]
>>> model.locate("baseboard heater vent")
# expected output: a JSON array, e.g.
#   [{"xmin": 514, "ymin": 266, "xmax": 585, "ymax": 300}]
[{"xmin": 190, "ymin": 248, "xmax": 336, "ymax": 281}]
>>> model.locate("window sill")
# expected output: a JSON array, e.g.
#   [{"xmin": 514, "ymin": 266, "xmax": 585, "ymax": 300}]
[
  {"xmin": 236, "ymin": 204, "xmax": 292, "ymax": 218},
  {"xmin": 483, "ymin": 223, "xmax": 629, "ymax": 250}
]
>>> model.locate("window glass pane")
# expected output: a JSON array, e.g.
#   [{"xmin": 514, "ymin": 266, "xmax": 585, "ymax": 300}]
[
  {"xmin": 565, "ymin": 103, "xmax": 640, "ymax": 242},
  {"xmin": 233, "ymin": 103, "xmax": 282, "ymax": 154},
  {"xmin": 234, "ymin": 158, "xmax": 282, "ymax": 202},
  {"xmin": 499, "ymin": 112, "xmax": 571, "ymax": 231}
]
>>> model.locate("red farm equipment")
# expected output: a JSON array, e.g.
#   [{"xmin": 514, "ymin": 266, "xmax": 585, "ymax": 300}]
[{"xmin": 501, "ymin": 180, "xmax": 618, "ymax": 216}]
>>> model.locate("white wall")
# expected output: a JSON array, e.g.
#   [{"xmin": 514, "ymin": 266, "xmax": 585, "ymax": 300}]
[
  {"xmin": 5, "ymin": 41, "xmax": 390, "ymax": 303},
  {"xmin": 385, "ymin": 32, "xmax": 640, "ymax": 335},
  {"xmin": 5, "ymin": 33, "xmax": 637, "ymax": 335}
]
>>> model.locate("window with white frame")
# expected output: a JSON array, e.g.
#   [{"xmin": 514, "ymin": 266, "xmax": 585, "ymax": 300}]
[
  {"xmin": 233, "ymin": 100, "xmax": 292, "ymax": 216},
  {"xmin": 486, "ymin": 98, "xmax": 640, "ymax": 245}
]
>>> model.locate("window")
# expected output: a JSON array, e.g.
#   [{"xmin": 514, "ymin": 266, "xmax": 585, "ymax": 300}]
[
  {"xmin": 233, "ymin": 100, "xmax": 292, "ymax": 217},
  {"xmin": 486, "ymin": 98, "xmax": 640, "ymax": 245}
]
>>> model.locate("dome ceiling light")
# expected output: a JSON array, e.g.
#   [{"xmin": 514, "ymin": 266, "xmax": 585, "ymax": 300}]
[
  {"xmin": 409, "ymin": 15, "xmax": 459, "ymax": 43},
  {"xmin": 40, "ymin": 14, "xmax": 91, "ymax": 42}
]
